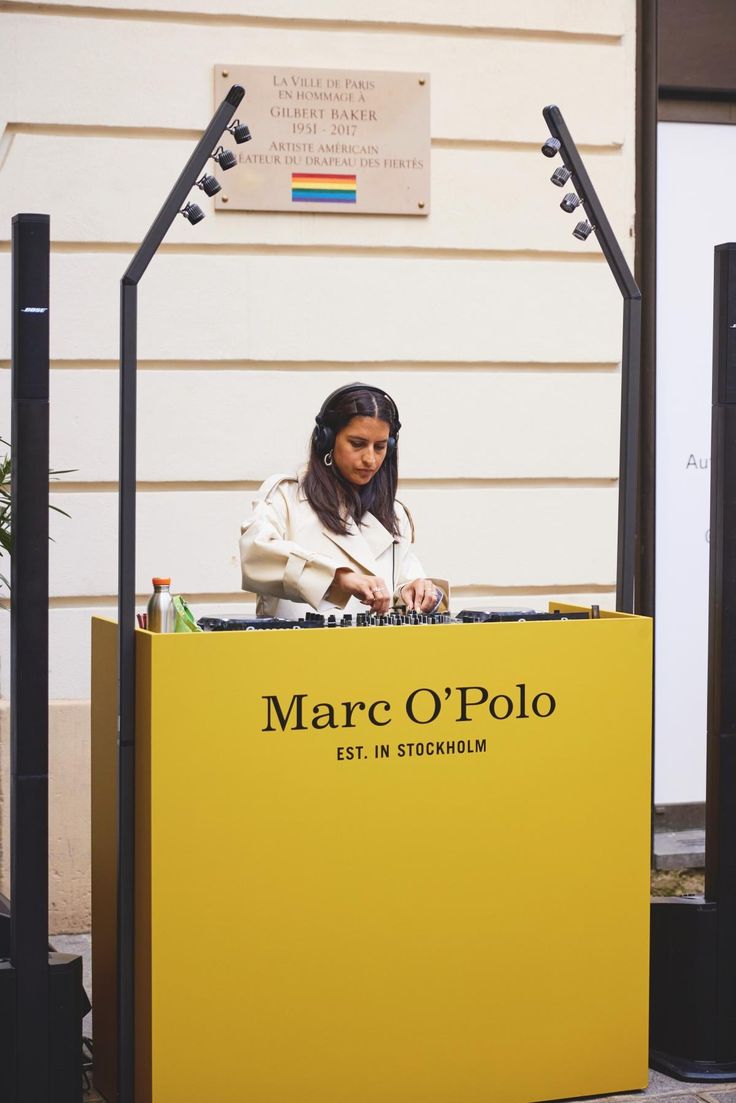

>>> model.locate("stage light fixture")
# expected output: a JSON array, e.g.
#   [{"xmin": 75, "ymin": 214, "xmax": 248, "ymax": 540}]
[
  {"xmin": 180, "ymin": 202, "xmax": 205, "ymax": 225},
  {"xmin": 212, "ymin": 146, "xmax": 237, "ymax": 171},
  {"xmin": 550, "ymin": 166, "xmax": 571, "ymax": 187},
  {"xmin": 541, "ymin": 137, "xmax": 561, "ymax": 158},
  {"xmin": 572, "ymin": 220, "xmax": 594, "ymax": 241},
  {"xmin": 560, "ymin": 192, "xmax": 581, "ymax": 213},
  {"xmin": 228, "ymin": 119, "xmax": 252, "ymax": 144},
  {"xmin": 196, "ymin": 173, "xmax": 222, "ymax": 197}
]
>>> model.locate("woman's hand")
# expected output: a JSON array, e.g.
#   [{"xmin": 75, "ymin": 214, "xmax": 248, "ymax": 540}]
[
  {"xmin": 330, "ymin": 569, "xmax": 391, "ymax": 614},
  {"xmin": 400, "ymin": 578, "xmax": 441, "ymax": 614}
]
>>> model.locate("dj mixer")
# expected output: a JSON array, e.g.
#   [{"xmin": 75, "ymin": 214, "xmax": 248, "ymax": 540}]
[{"xmin": 197, "ymin": 608, "xmax": 596, "ymax": 631}]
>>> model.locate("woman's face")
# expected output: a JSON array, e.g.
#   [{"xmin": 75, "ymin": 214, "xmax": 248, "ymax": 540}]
[{"xmin": 332, "ymin": 416, "xmax": 391, "ymax": 486}]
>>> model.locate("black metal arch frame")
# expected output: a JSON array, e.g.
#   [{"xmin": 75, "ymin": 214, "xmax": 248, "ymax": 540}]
[
  {"xmin": 112, "ymin": 92, "xmax": 640, "ymax": 1101},
  {"xmin": 542, "ymin": 105, "xmax": 642, "ymax": 614},
  {"xmin": 116, "ymin": 83, "xmax": 244, "ymax": 1103}
]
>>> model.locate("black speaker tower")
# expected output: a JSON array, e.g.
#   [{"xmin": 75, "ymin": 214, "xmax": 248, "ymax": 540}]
[
  {"xmin": 650, "ymin": 242, "xmax": 736, "ymax": 1079},
  {"xmin": 0, "ymin": 214, "xmax": 83, "ymax": 1101}
]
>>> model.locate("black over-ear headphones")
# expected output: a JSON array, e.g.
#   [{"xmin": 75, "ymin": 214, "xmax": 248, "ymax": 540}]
[{"xmin": 313, "ymin": 383, "xmax": 402, "ymax": 458}]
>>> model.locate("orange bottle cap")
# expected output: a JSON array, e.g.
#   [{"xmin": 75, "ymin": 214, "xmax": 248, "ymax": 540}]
[{"xmin": 152, "ymin": 577, "xmax": 171, "ymax": 586}]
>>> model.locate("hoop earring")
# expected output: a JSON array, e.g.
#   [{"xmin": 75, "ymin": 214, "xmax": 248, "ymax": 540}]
[{"xmin": 323, "ymin": 450, "xmax": 333, "ymax": 467}]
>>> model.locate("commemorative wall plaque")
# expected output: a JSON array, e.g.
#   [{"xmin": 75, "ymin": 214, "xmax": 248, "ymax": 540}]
[{"xmin": 214, "ymin": 65, "xmax": 430, "ymax": 215}]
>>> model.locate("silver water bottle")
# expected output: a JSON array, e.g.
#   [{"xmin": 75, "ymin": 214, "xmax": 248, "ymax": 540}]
[{"xmin": 147, "ymin": 577, "xmax": 175, "ymax": 632}]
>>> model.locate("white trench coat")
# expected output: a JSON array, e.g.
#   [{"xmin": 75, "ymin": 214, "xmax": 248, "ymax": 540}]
[{"xmin": 239, "ymin": 474, "xmax": 447, "ymax": 619}]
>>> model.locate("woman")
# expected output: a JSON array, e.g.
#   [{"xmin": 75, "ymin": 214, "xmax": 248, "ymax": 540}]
[{"xmin": 239, "ymin": 383, "xmax": 448, "ymax": 619}]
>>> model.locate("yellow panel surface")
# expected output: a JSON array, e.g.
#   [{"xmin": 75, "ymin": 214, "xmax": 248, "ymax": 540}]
[
  {"xmin": 123, "ymin": 613, "xmax": 651, "ymax": 1103},
  {"xmin": 90, "ymin": 617, "xmax": 118, "ymax": 1103}
]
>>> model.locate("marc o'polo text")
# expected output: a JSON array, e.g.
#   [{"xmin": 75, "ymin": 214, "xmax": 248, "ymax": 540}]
[{"xmin": 261, "ymin": 683, "xmax": 556, "ymax": 733}]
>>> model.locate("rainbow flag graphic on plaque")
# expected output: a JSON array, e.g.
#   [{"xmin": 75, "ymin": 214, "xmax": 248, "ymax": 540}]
[{"xmin": 291, "ymin": 172, "xmax": 357, "ymax": 204}]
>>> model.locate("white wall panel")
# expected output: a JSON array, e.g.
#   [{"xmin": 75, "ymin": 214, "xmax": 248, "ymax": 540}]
[
  {"xmin": 0, "ymin": 135, "xmax": 631, "ymax": 255},
  {"xmin": 402, "ymin": 485, "xmax": 617, "ymax": 587},
  {"xmin": 0, "ymin": 2, "xmax": 634, "ymax": 707},
  {"xmin": 19, "ymin": 0, "xmax": 627, "ymax": 36},
  {"xmin": 0, "ymin": 252, "xmax": 623, "ymax": 364},
  {"xmin": 654, "ymin": 122, "xmax": 734, "ymax": 804},
  {"xmin": 0, "ymin": 0, "xmax": 637, "ymax": 936},
  {"xmin": 1, "ymin": 15, "xmax": 627, "ymax": 144},
  {"xmin": 0, "ymin": 369, "xmax": 620, "ymax": 482},
  {"xmin": 45, "ymin": 485, "xmax": 616, "ymax": 597}
]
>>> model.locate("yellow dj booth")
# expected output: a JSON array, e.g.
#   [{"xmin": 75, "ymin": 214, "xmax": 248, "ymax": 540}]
[{"xmin": 91, "ymin": 605, "xmax": 652, "ymax": 1103}]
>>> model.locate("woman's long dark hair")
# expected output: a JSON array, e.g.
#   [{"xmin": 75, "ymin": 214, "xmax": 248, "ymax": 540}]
[{"xmin": 303, "ymin": 386, "xmax": 400, "ymax": 537}]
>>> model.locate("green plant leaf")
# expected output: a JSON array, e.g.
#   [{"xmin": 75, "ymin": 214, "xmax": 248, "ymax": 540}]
[{"xmin": 0, "ymin": 438, "xmax": 77, "ymax": 593}]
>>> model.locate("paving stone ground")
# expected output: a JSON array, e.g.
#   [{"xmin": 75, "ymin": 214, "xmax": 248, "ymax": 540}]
[
  {"xmin": 536, "ymin": 1073, "xmax": 736, "ymax": 1102},
  {"xmin": 52, "ymin": 932, "xmax": 736, "ymax": 1103}
]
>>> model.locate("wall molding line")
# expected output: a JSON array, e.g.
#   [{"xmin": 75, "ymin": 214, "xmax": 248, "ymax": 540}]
[
  {"xmin": 0, "ymin": 358, "xmax": 620, "ymax": 373},
  {"xmin": 0, "ymin": 2, "xmax": 623, "ymax": 44},
  {"xmin": 2, "ymin": 123, "xmax": 623, "ymax": 156},
  {"xmin": 0, "ymin": 240, "xmax": 608, "ymax": 264},
  {"xmin": 0, "ymin": 583, "xmax": 616, "ymax": 613},
  {"xmin": 47, "ymin": 477, "xmax": 618, "ymax": 494}
]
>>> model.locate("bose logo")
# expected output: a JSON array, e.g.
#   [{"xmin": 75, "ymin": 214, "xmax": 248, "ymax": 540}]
[{"xmin": 21, "ymin": 307, "xmax": 47, "ymax": 314}]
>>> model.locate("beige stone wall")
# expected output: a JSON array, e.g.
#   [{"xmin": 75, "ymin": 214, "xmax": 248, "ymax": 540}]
[
  {"xmin": 0, "ymin": 701, "xmax": 91, "ymax": 931},
  {"xmin": 0, "ymin": 0, "xmax": 637, "ymax": 930}
]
